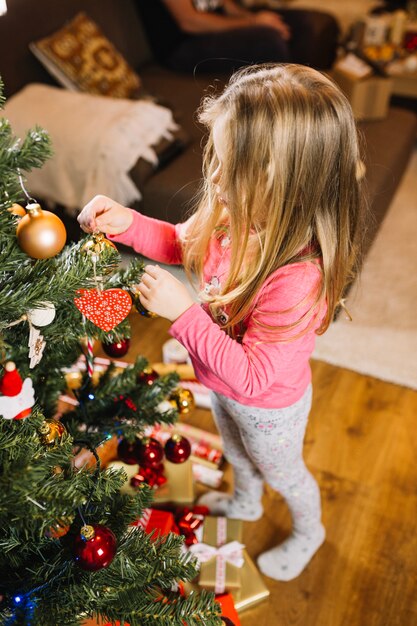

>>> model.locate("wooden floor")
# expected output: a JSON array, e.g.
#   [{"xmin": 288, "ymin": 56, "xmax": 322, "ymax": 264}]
[{"xmin": 102, "ymin": 313, "xmax": 417, "ymax": 626}]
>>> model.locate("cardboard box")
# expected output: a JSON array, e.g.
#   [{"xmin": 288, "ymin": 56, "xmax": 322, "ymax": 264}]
[{"xmin": 331, "ymin": 67, "xmax": 393, "ymax": 121}]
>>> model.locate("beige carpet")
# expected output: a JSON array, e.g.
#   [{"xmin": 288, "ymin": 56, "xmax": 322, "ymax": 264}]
[{"xmin": 313, "ymin": 149, "xmax": 417, "ymax": 389}]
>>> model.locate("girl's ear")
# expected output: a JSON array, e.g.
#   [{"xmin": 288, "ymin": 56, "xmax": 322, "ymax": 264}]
[{"xmin": 356, "ymin": 159, "xmax": 366, "ymax": 181}]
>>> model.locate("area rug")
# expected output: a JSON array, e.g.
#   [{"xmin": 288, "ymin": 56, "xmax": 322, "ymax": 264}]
[{"xmin": 313, "ymin": 150, "xmax": 417, "ymax": 390}]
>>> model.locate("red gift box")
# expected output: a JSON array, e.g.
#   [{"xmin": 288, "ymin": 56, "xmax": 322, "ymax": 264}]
[
  {"xmin": 216, "ymin": 594, "xmax": 241, "ymax": 626},
  {"xmin": 131, "ymin": 508, "xmax": 178, "ymax": 539}
]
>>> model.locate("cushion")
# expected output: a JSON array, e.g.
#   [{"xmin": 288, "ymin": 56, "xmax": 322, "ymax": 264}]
[
  {"xmin": 3, "ymin": 84, "xmax": 186, "ymax": 212},
  {"xmin": 30, "ymin": 12, "xmax": 141, "ymax": 98}
]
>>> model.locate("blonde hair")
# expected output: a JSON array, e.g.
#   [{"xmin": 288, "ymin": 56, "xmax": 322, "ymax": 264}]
[{"xmin": 182, "ymin": 63, "xmax": 364, "ymax": 338}]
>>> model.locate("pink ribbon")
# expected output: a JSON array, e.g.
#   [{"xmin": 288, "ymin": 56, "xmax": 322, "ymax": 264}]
[{"xmin": 189, "ymin": 539, "xmax": 245, "ymax": 594}]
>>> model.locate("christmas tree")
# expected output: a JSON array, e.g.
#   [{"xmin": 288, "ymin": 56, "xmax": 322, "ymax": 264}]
[{"xmin": 0, "ymin": 79, "xmax": 221, "ymax": 626}]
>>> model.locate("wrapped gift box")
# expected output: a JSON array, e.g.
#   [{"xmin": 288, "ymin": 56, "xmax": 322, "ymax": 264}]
[
  {"xmin": 184, "ymin": 548, "xmax": 269, "ymax": 613},
  {"xmin": 192, "ymin": 516, "xmax": 243, "ymax": 594},
  {"xmin": 216, "ymin": 594, "xmax": 241, "ymax": 626},
  {"xmin": 131, "ymin": 507, "xmax": 177, "ymax": 539},
  {"xmin": 108, "ymin": 458, "xmax": 195, "ymax": 505},
  {"xmin": 331, "ymin": 61, "xmax": 392, "ymax": 121},
  {"xmin": 232, "ymin": 549, "xmax": 270, "ymax": 612}
]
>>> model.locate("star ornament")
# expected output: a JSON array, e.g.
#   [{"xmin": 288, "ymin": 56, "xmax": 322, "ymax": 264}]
[{"xmin": 74, "ymin": 289, "xmax": 132, "ymax": 331}]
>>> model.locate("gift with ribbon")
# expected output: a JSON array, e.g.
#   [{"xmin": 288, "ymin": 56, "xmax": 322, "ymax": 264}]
[
  {"xmin": 189, "ymin": 516, "xmax": 244, "ymax": 594},
  {"xmin": 182, "ymin": 546, "xmax": 270, "ymax": 614},
  {"xmin": 175, "ymin": 505, "xmax": 209, "ymax": 546},
  {"xmin": 131, "ymin": 508, "xmax": 177, "ymax": 540}
]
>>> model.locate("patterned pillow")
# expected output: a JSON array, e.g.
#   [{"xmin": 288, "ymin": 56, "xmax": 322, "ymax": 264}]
[{"xmin": 30, "ymin": 12, "xmax": 141, "ymax": 98}]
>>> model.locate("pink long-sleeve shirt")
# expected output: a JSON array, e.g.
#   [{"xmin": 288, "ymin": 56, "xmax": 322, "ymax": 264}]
[{"xmin": 111, "ymin": 210, "xmax": 326, "ymax": 409}]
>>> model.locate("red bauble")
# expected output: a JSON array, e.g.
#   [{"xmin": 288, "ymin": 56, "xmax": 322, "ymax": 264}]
[
  {"xmin": 137, "ymin": 368, "xmax": 159, "ymax": 386},
  {"xmin": 102, "ymin": 338, "xmax": 130, "ymax": 358},
  {"xmin": 164, "ymin": 434, "xmax": 191, "ymax": 464},
  {"xmin": 73, "ymin": 524, "xmax": 117, "ymax": 571},
  {"xmin": 136, "ymin": 437, "xmax": 165, "ymax": 468},
  {"xmin": 117, "ymin": 437, "xmax": 140, "ymax": 465}
]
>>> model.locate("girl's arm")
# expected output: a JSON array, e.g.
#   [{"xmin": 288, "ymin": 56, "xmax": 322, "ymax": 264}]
[
  {"xmin": 109, "ymin": 210, "xmax": 185, "ymax": 265},
  {"xmin": 169, "ymin": 263, "xmax": 324, "ymax": 399},
  {"xmin": 77, "ymin": 194, "xmax": 189, "ymax": 264}
]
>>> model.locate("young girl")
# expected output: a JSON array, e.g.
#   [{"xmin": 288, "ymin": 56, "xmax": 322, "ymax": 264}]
[{"xmin": 78, "ymin": 64, "xmax": 363, "ymax": 581}]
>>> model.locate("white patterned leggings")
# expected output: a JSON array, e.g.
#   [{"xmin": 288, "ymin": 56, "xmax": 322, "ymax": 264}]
[{"xmin": 210, "ymin": 384, "xmax": 322, "ymax": 533}]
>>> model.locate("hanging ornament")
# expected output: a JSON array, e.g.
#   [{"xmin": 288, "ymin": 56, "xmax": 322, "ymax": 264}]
[
  {"xmin": 81, "ymin": 232, "xmax": 117, "ymax": 257},
  {"xmin": 73, "ymin": 524, "xmax": 117, "ymax": 571},
  {"xmin": 16, "ymin": 203, "xmax": 66, "ymax": 259},
  {"xmin": 117, "ymin": 437, "xmax": 141, "ymax": 465},
  {"xmin": 169, "ymin": 387, "xmax": 195, "ymax": 415},
  {"xmin": 102, "ymin": 337, "xmax": 130, "ymax": 358},
  {"xmin": 130, "ymin": 288, "xmax": 158, "ymax": 318},
  {"xmin": 65, "ymin": 371, "xmax": 84, "ymax": 391},
  {"xmin": 38, "ymin": 419, "xmax": 67, "ymax": 448},
  {"xmin": 27, "ymin": 302, "xmax": 56, "ymax": 368},
  {"xmin": 74, "ymin": 288, "xmax": 132, "ymax": 331},
  {"xmin": 164, "ymin": 434, "xmax": 191, "ymax": 464},
  {"xmin": 46, "ymin": 519, "xmax": 71, "ymax": 539},
  {"xmin": 27, "ymin": 326, "xmax": 46, "ymax": 369},
  {"xmin": 0, "ymin": 362, "xmax": 35, "ymax": 420},
  {"xmin": 136, "ymin": 437, "xmax": 165, "ymax": 468},
  {"xmin": 26, "ymin": 301, "xmax": 56, "ymax": 327},
  {"xmin": 137, "ymin": 367, "xmax": 159, "ymax": 386},
  {"xmin": 7, "ymin": 203, "xmax": 26, "ymax": 217}
]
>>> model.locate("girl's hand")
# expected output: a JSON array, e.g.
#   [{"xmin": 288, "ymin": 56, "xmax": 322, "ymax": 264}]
[
  {"xmin": 137, "ymin": 265, "xmax": 195, "ymax": 322},
  {"xmin": 77, "ymin": 195, "xmax": 134, "ymax": 235}
]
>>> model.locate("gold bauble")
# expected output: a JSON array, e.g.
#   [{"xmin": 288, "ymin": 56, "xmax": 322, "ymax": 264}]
[
  {"xmin": 39, "ymin": 419, "xmax": 67, "ymax": 448},
  {"xmin": 16, "ymin": 203, "xmax": 67, "ymax": 259},
  {"xmin": 65, "ymin": 370, "xmax": 101, "ymax": 390},
  {"xmin": 81, "ymin": 232, "xmax": 117, "ymax": 256},
  {"xmin": 7, "ymin": 203, "xmax": 26, "ymax": 217},
  {"xmin": 65, "ymin": 371, "xmax": 83, "ymax": 390},
  {"xmin": 169, "ymin": 387, "xmax": 195, "ymax": 415},
  {"xmin": 131, "ymin": 290, "xmax": 158, "ymax": 318}
]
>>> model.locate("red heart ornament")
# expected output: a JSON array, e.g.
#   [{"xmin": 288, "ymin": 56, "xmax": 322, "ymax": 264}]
[{"xmin": 74, "ymin": 289, "xmax": 132, "ymax": 331}]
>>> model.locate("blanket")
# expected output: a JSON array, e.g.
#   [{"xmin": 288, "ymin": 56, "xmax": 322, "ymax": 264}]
[{"xmin": 3, "ymin": 83, "xmax": 179, "ymax": 212}]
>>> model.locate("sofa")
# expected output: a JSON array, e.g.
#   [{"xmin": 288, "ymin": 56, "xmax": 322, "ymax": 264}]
[{"xmin": 0, "ymin": 0, "xmax": 416, "ymax": 259}]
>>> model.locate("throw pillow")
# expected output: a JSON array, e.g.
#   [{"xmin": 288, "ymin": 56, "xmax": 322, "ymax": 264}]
[{"xmin": 30, "ymin": 12, "xmax": 141, "ymax": 98}]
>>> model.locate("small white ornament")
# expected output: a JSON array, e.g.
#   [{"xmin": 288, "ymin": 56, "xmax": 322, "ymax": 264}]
[
  {"xmin": 28, "ymin": 326, "xmax": 46, "ymax": 368},
  {"xmin": 27, "ymin": 301, "xmax": 56, "ymax": 327}
]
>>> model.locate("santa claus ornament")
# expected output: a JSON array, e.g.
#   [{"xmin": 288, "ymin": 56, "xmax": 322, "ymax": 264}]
[{"xmin": 0, "ymin": 362, "xmax": 35, "ymax": 420}]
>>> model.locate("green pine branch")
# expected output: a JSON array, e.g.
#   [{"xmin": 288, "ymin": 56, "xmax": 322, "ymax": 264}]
[{"xmin": 0, "ymin": 77, "xmax": 216, "ymax": 626}]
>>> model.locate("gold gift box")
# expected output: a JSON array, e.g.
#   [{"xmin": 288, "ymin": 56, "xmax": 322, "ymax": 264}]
[
  {"xmin": 198, "ymin": 516, "xmax": 242, "ymax": 592},
  {"xmin": 107, "ymin": 458, "xmax": 195, "ymax": 505},
  {"xmin": 185, "ymin": 548, "xmax": 269, "ymax": 613},
  {"xmin": 232, "ymin": 549, "xmax": 270, "ymax": 612},
  {"xmin": 153, "ymin": 458, "xmax": 194, "ymax": 505}
]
